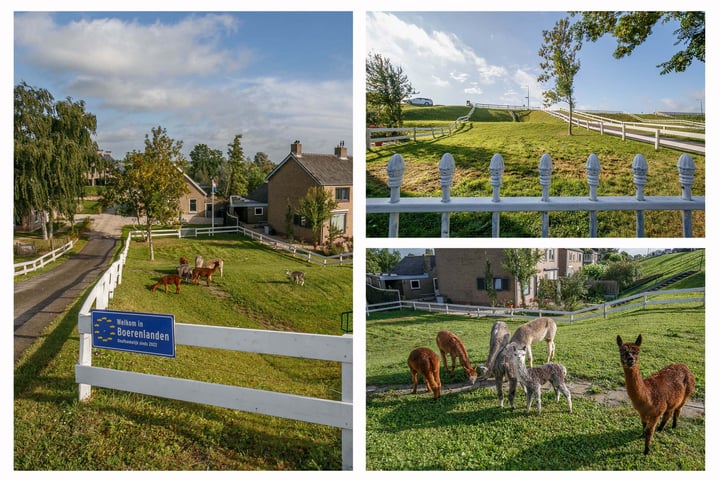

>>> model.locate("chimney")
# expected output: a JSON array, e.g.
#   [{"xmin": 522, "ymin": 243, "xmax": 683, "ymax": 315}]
[
  {"xmin": 334, "ymin": 140, "xmax": 348, "ymax": 159},
  {"xmin": 291, "ymin": 140, "xmax": 302, "ymax": 157}
]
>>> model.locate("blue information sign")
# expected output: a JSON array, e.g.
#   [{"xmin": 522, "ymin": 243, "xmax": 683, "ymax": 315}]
[{"xmin": 91, "ymin": 310, "xmax": 176, "ymax": 357}]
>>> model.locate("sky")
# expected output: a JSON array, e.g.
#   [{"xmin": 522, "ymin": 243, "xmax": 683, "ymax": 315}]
[
  {"xmin": 12, "ymin": 10, "xmax": 353, "ymax": 164},
  {"xmin": 366, "ymin": 11, "xmax": 706, "ymax": 114}
]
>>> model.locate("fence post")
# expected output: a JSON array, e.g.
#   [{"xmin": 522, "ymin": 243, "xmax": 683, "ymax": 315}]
[
  {"xmin": 387, "ymin": 154, "xmax": 405, "ymax": 238},
  {"xmin": 621, "ymin": 123, "xmax": 626, "ymax": 140},
  {"xmin": 341, "ymin": 337, "xmax": 353, "ymax": 471},
  {"xmin": 586, "ymin": 154, "xmax": 600, "ymax": 237},
  {"xmin": 539, "ymin": 154, "xmax": 552, "ymax": 237},
  {"xmin": 489, "ymin": 153, "xmax": 505, "ymax": 238},
  {"xmin": 633, "ymin": 154, "xmax": 648, "ymax": 237},
  {"xmin": 677, "ymin": 153, "xmax": 696, "ymax": 237},
  {"xmin": 654, "ymin": 130, "xmax": 660, "ymax": 150},
  {"xmin": 439, "ymin": 153, "xmax": 455, "ymax": 238}
]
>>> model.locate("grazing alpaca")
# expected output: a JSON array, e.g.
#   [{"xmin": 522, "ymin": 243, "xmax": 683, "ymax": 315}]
[
  {"xmin": 285, "ymin": 269, "xmax": 305, "ymax": 286},
  {"xmin": 407, "ymin": 347, "xmax": 442, "ymax": 400},
  {"xmin": 176, "ymin": 263, "xmax": 193, "ymax": 282},
  {"xmin": 205, "ymin": 258, "xmax": 224, "ymax": 277},
  {"xmin": 510, "ymin": 317, "xmax": 557, "ymax": 367},
  {"xmin": 435, "ymin": 330, "xmax": 477, "ymax": 384},
  {"xmin": 512, "ymin": 344, "xmax": 572, "ymax": 414},
  {"xmin": 194, "ymin": 255, "xmax": 204, "ymax": 268},
  {"xmin": 179, "ymin": 256, "xmax": 189, "ymax": 265},
  {"xmin": 192, "ymin": 261, "xmax": 220, "ymax": 286},
  {"xmin": 478, "ymin": 321, "xmax": 511, "ymax": 381},
  {"xmin": 151, "ymin": 274, "xmax": 182, "ymax": 294},
  {"xmin": 617, "ymin": 335, "xmax": 696, "ymax": 455}
]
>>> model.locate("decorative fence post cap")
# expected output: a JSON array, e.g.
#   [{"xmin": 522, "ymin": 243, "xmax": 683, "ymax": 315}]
[{"xmin": 387, "ymin": 153, "xmax": 406, "ymax": 187}]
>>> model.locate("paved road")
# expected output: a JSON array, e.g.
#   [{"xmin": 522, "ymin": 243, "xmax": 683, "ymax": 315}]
[{"xmin": 13, "ymin": 214, "xmax": 133, "ymax": 364}]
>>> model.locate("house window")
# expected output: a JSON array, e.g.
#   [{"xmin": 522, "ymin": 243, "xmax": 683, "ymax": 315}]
[
  {"xmin": 477, "ymin": 277, "xmax": 510, "ymax": 291},
  {"xmin": 293, "ymin": 214, "xmax": 308, "ymax": 227},
  {"xmin": 335, "ymin": 187, "xmax": 350, "ymax": 202},
  {"xmin": 410, "ymin": 279, "xmax": 421, "ymax": 290},
  {"xmin": 330, "ymin": 212, "xmax": 347, "ymax": 233},
  {"xmin": 189, "ymin": 199, "xmax": 197, "ymax": 213},
  {"xmin": 254, "ymin": 207, "xmax": 264, "ymax": 216},
  {"xmin": 547, "ymin": 249, "xmax": 555, "ymax": 261}
]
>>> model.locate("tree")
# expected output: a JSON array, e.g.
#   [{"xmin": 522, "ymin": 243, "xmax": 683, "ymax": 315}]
[
  {"xmin": 14, "ymin": 82, "xmax": 97, "ymax": 239},
  {"xmin": 296, "ymin": 186, "xmax": 338, "ymax": 247},
  {"xmin": 502, "ymin": 249, "xmax": 544, "ymax": 308},
  {"xmin": 572, "ymin": 11, "xmax": 704, "ymax": 75},
  {"xmin": 538, "ymin": 17, "xmax": 582, "ymax": 135},
  {"xmin": 253, "ymin": 152, "xmax": 275, "ymax": 174},
  {"xmin": 366, "ymin": 51, "xmax": 416, "ymax": 128},
  {"xmin": 188, "ymin": 143, "xmax": 224, "ymax": 186},
  {"xmin": 223, "ymin": 134, "xmax": 248, "ymax": 197},
  {"xmin": 484, "ymin": 259, "xmax": 498, "ymax": 307},
  {"xmin": 367, "ymin": 248, "xmax": 401, "ymax": 274},
  {"xmin": 103, "ymin": 126, "xmax": 188, "ymax": 260},
  {"xmin": 559, "ymin": 270, "xmax": 588, "ymax": 311}
]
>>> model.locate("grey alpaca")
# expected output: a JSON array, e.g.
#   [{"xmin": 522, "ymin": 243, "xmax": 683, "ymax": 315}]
[
  {"xmin": 512, "ymin": 344, "xmax": 572, "ymax": 414},
  {"xmin": 491, "ymin": 339, "xmax": 519, "ymax": 409},
  {"xmin": 478, "ymin": 321, "xmax": 511, "ymax": 381}
]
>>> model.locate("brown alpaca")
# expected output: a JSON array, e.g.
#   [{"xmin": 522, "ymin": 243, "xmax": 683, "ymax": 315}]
[
  {"xmin": 510, "ymin": 317, "xmax": 557, "ymax": 367},
  {"xmin": 205, "ymin": 258, "xmax": 224, "ymax": 277},
  {"xmin": 151, "ymin": 274, "xmax": 182, "ymax": 294},
  {"xmin": 192, "ymin": 261, "xmax": 220, "ymax": 286},
  {"xmin": 617, "ymin": 335, "xmax": 696, "ymax": 455},
  {"xmin": 179, "ymin": 256, "xmax": 189, "ymax": 265},
  {"xmin": 436, "ymin": 330, "xmax": 477, "ymax": 384},
  {"xmin": 407, "ymin": 347, "xmax": 442, "ymax": 400}
]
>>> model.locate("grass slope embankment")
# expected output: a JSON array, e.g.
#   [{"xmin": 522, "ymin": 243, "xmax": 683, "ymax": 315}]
[
  {"xmin": 15, "ymin": 233, "xmax": 352, "ymax": 470},
  {"xmin": 367, "ymin": 107, "xmax": 705, "ymax": 238}
]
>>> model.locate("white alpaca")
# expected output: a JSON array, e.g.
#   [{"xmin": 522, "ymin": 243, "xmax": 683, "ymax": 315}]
[
  {"xmin": 512, "ymin": 344, "xmax": 572, "ymax": 414},
  {"xmin": 509, "ymin": 317, "xmax": 557, "ymax": 367}
]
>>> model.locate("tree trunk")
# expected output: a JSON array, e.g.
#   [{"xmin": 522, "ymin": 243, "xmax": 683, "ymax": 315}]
[{"xmin": 146, "ymin": 220, "xmax": 154, "ymax": 261}]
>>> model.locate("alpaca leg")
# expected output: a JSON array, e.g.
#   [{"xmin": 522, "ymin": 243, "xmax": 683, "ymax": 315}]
[
  {"xmin": 526, "ymin": 345, "xmax": 533, "ymax": 367},
  {"xmin": 495, "ymin": 376, "xmax": 505, "ymax": 407},
  {"xmin": 411, "ymin": 371, "xmax": 419, "ymax": 394},
  {"xmin": 450, "ymin": 354, "xmax": 457, "ymax": 375},
  {"xmin": 671, "ymin": 409, "xmax": 681, "ymax": 429},
  {"xmin": 547, "ymin": 339, "xmax": 555, "ymax": 362},
  {"xmin": 508, "ymin": 377, "xmax": 517, "ymax": 409},
  {"xmin": 559, "ymin": 383, "xmax": 572, "ymax": 413},
  {"xmin": 657, "ymin": 412, "xmax": 670, "ymax": 432},
  {"xmin": 535, "ymin": 386, "xmax": 542, "ymax": 413},
  {"xmin": 643, "ymin": 417, "xmax": 661, "ymax": 455}
]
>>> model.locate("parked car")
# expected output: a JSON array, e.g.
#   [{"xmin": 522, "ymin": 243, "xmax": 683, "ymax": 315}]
[{"xmin": 408, "ymin": 97, "xmax": 433, "ymax": 106}]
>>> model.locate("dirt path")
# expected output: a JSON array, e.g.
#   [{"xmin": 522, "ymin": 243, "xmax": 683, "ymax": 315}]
[{"xmin": 367, "ymin": 378, "xmax": 705, "ymax": 418}]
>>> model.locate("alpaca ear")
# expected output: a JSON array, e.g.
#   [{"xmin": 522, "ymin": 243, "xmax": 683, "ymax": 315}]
[
  {"xmin": 635, "ymin": 334, "xmax": 642, "ymax": 346},
  {"xmin": 616, "ymin": 335, "xmax": 623, "ymax": 346}
]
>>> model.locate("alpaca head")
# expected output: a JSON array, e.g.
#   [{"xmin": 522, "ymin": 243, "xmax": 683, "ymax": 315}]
[
  {"xmin": 477, "ymin": 363, "xmax": 490, "ymax": 380},
  {"xmin": 617, "ymin": 334, "xmax": 642, "ymax": 368},
  {"xmin": 511, "ymin": 344, "xmax": 527, "ymax": 366}
]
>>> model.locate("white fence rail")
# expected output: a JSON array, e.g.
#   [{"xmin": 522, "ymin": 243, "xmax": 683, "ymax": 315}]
[
  {"xmin": 13, "ymin": 240, "xmax": 75, "ymax": 276},
  {"xmin": 366, "ymin": 151, "xmax": 704, "ymax": 238},
  {"xmin": 367, "ymin": 287, "xmax": 705, "ymax": 323},
  {"xmin": 129, "ymin": 224, "xmax": 352, "ymax": 266},
  {"xmin": 77, "ymin": 232, "xmax": 353, "ymax": 469},
  {"xmin": 545, "ymin": 110, "xmax": 705, "ymax": 154},
  {"xmin": 366, "ymin": 105, "xmax": 477, "ymax": 148}
]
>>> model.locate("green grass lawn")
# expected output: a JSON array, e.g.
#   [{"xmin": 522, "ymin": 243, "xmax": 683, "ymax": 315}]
[
  {"xmin": 14, "ymin": 233, "xmax": 352, "ymax": 470},
  {"xmin": 366, "ymin": 108, "xmax": 705, "ymax": 237},
  {"xmin": 366, "ymin": 302, "xmax": 705, "ymax": 470}
]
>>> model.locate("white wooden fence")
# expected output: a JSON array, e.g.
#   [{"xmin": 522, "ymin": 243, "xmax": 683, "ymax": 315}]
[
  {"xmin": 76, "ymin": 232, "xmax": 353, "ymax": 470},
  {"xmin": 367, "ymin": 287, "xmax": 705, "ymax": 323},
  {"xmin": 545, "ymin": 110, "xmax": 705, "ymax": 154},
  {"xmin": 366, "ymin": 151, "xmax": 704, "ymax": 238},
  {"xmin": 13, "ymin": 239, "xmax": 75, "ymax": 276},
  {"xmin": 129, "ymin": 224, "xmax": 352, "ymax": 266}
]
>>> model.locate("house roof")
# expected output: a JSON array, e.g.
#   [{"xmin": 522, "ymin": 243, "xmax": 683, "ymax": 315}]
[
  {"xmin": 267, "ymin": 152, "xmax": 353, "ymax": 186},
  {"xmin": 391, "ymin": 255, "xmax": 435, "ymax": 276}
]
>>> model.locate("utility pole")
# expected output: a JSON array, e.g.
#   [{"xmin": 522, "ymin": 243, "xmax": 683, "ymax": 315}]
[{"xmin": 526, "ymin": 85, "xmax": 530, "ymax": 109}]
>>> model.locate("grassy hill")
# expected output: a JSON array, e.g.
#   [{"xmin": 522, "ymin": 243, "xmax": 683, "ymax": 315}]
[
  {"xmin": 14, "ymin": 233, "xmax": 352, "ymax": 470},
  {"xmin": 367, "ymin": 106, "xmax": 705, "ymax": 238}
]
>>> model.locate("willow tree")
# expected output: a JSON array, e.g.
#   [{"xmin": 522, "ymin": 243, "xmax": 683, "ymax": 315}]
[
  {"xmin": 14, "ymin": 82, "xmax": 97, "ymax": 238},
  {"xmin": 538, "ymin": 17, "xmax": 582, "ymax": 135},
  {"xmin": 103, "ymin": 126, "xmax": 188, "ymax": 260}
]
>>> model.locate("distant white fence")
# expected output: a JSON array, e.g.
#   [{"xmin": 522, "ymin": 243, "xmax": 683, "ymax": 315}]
[
  {"xmin": 13, "ymin": 239, "xmax": 75, "ymax": 276},
  {"xmin": 367, "ymin": 287, "xmax": 705, "ymax": 323},
  {"xmin": 129, "ymin": 224, "xmax": 352, "ymax": 266},
  {"xmin": 545, "ymin": 110, "xmax": 705, "ymax": 155},
  {"xmin": 366, "ymin": 105, "xmax": 477, "ymax": 148},
  {"xmin": 77, "ymin": 232, "xmax": 353, "ymax": 470},
  {"xmin": 366, "ymin": 151, "xmax": 704, "ymax": 238}
]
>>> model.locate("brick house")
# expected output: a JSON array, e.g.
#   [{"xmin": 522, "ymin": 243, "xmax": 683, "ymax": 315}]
[
  {"xmin": 367, "ymin": 254, "xmax": 437, "ymax": 301},
  {"xmin": 178, "ymin": 171, "xmax": 209, "ymax": 224},
  {"xmin": 265, "ymin": 141, "xmax": 352, "ymax": 246}
]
